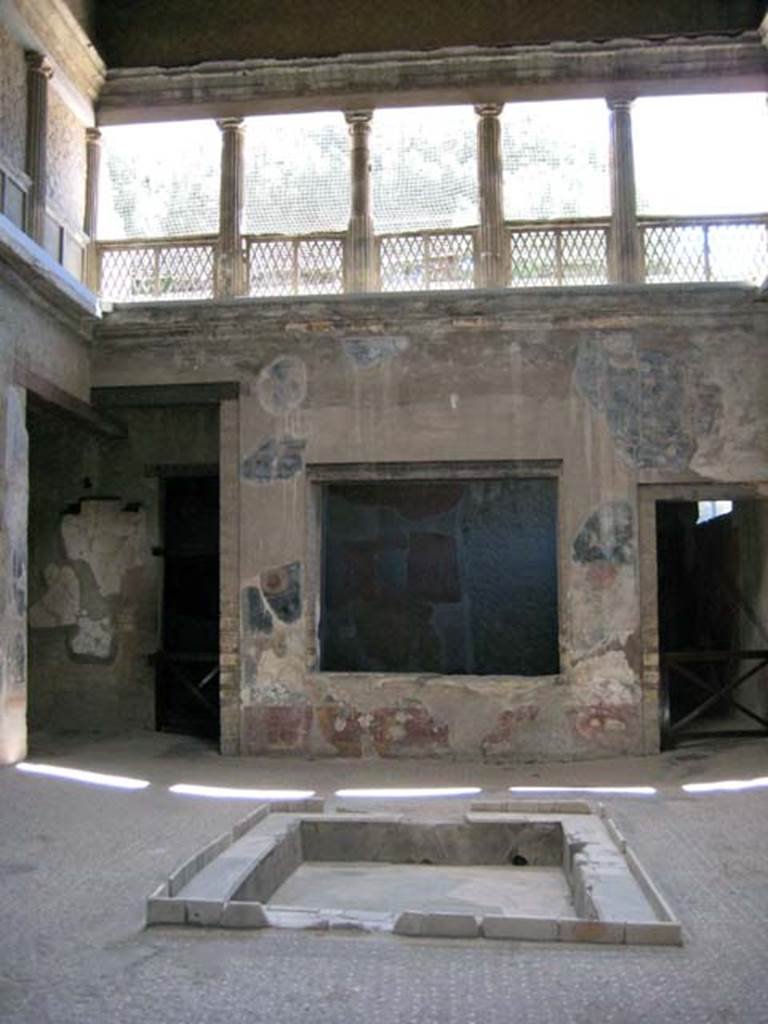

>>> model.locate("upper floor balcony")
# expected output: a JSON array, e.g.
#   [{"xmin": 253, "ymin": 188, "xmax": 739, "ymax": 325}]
[{"xmin": 4, "ymin": 94, "xmax": 767, "ymax": 305}]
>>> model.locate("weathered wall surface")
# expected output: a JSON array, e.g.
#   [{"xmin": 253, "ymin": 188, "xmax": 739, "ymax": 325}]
[
  {"xmin": 27, "ymin": 405, "xmax": 219, "ymax": 733},
  {"xmin": 47, "ymin": 88, "xmax": 86, "ymax": 233},
  {"xmin": 0, "ymin": 23, "xmax": 27, "ymax": 176},
  {"xmin": 0, "ymin": 268, "xmax": 92, "ymax": 762},
  {"xmin": 93, "ymin": 284, "xmax": 768, "ymax": 761}
]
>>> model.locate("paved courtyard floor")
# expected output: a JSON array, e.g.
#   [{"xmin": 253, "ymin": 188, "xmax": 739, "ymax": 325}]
[{"xmin": 1, "ymin": 729, "xmax": 767, "ymax": 1024}]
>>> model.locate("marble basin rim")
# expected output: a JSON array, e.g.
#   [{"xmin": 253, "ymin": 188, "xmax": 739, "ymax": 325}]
[{"xmin": 146, "ymin": 799, "xmax": 683, "ymax": 945}]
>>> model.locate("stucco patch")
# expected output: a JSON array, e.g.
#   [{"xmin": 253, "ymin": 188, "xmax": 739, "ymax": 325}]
[
  {"xmin": 61, "ymin": 501, "xmax": 146, "ymax": 597},
  {"xmin": 69, "ymin": 613, "xmax": 114, "ymax": 662}
]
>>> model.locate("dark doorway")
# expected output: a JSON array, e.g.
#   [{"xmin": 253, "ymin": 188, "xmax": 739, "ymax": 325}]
[
  {"xmin": 156, "ymin": 474, "xmax": 220, "ymax": 739},
  {"xmin": 656, "ymin": 500, "xmax": 768, "ymax": 747}
]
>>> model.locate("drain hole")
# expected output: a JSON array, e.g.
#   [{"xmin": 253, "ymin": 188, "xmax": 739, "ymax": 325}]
[
  {"xmin": 420, "ymin": 858, "xmax": 433, "ymax": 865},
  {"xmin": 509, "ymin": 853, "xmax": 529, "ymax": 866}
]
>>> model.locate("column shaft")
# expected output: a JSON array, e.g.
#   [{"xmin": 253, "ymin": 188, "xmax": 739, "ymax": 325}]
[
  {"xmin": 345, "ymin": 111, "xmax": 376, "ymax": 293},
  {"xmin": 24, "ymin": 53, "xmax": 53, "ymax": 245},
  {"xmin": 216, "ymin": 117, "xmax": 246, "ymax": 298},
  {"xmin": 475, "ymin": 103, "xmax": 507, "ymax": 289},
  {"xmin": 83, "ymin": 127, "xmax": 101, "ymax": 290},
  {"xmin": 607, "ymin": 96, "xmax": 644, "ymax": 284}
]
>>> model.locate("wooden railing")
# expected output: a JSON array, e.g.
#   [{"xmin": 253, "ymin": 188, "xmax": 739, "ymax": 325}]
[
  {"xmin": 98, "ymin": 234, "xmax": 217, "ymax": 302},
  {"xmin": 95, "ymin": 213, "xmax": 768, "ymax": 302}
]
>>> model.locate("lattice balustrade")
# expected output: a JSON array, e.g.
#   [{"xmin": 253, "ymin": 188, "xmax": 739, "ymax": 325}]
[
  {"xmin": 99, "ymin": 239, "xmax": 215, "ymax": 302},
  {"xmin": 642, "ymin": 224, "xmax": 707, "ymax": 284},
  {"xmin": 379, "ymin": 231, "xmax": 475, "ymax": 292},
  {"xmin": 297, "ymin": 237, "xmax": 344, "ymax": 295},
  {"xmin": 247, "ymin": 236, "xmax": 344, "ymax": 296},
  {"xmin": 508, "ymin": 223, "xmax": 608, "ymax": 287},
  {"xmin": 641, "ymin": 217, "xmax": 768, "ymax": 285}
]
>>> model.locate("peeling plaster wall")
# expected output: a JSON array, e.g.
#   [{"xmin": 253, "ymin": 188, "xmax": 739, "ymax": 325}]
[
  {"xmin": 92, "ymin": 285, "xmax": 768, "ymax": 761},
  {"xmin": 47, "ymin": 88, "xmax": 86, "ymax": 233},
  {"xmin": 27, "ymin": 404, "xmax": 219, "ymax": 734},
  {"xmin": 0, "ymin": 23, "xmax": 27, "ymax": 176},
  {"xmin": 0, "ymin": 270, "xmax": 91, "ymax": 762}
]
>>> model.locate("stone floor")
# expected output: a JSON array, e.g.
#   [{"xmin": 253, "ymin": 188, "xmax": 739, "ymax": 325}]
[{"xmin": 1, "ymin": 729, "xmax": 767, "ymax": 1023}]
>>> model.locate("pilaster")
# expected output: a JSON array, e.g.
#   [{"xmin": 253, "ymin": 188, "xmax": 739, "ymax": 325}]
[
  {"xmin": 83, "ymin": 127, "xmax": 101, "ymax": 291},
  {"xmin": 24, "ymin": 53, "xmax": 54, "ymax": 246}
]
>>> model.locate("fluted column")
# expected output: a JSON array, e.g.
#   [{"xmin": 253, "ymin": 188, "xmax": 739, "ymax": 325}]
[
  {"xmin": 475, "ymin": 103, "xmax": 507, "ymax": 289},
  {"xmin": 83, "ymin": 127, "xmax": 101, "ymax": 291},
  {"xmin": 607, "ymin": 95, "xmax": 644, "ymax": 284},
  {"xmin": 216, "ymin": 117, "xmax": 246, "ymax": 298},
  {"xmin": 24, "ymin": 52, "xmax": 53, "ymax": 245},
  {"xmin": 345, "ymin": 110, "xmax": 377, "ymax": 293}
]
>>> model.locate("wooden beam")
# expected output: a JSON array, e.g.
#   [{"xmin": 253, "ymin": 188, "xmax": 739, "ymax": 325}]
[
  {"xmin": 92, "ymin": 382, "xmax": 240, "ymax": 407},
  {"xmin": 16, "ymin": 364, "xmax": 126, "ymax": 438}
]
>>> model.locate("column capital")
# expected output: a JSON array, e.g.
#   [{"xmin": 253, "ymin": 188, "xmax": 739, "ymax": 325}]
[
  {"xmin": 85, "ymin": 126, "xmax": 102, "ymax": 145},
  {"xmin": 474, "ymin": 102, "xmax": 504, "ymax": 118},
  {"xmin": 216, "ymin": 116, "xmax": 244, "ymax": 132},
  {"xmin": 345, "ymin": 109, "xmax": 373, "ymax": 127},
  {"xmin": 606, "ymin": 93, "xmax": 636, "ymax": 112},
  {"xmin": 25, "ymin": 52, "xmax": 53, "ymax": 78}
]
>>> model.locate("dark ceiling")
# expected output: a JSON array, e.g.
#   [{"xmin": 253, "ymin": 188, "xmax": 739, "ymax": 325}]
[{"xmin": 93, "ymin": 0, "xmax": 766, "ymax": 69}]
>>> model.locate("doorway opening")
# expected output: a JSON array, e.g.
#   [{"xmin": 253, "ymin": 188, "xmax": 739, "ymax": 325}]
[
  {"xmin": 156, "ymin": 474, "xmax": 220, "ymax": 739},
  {"xmin": 656, "ymin": 499, "xmax": 768, "ymax": 747}
]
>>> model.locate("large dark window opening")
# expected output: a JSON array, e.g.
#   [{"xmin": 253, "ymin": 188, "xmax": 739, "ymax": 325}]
[
  {"xmin": 156, "ymin": 474, "xmax": 220, "ymax": 738},
  {"xmin": 320, "ymin": 477, "xmax": 559, "ymax": 675}
]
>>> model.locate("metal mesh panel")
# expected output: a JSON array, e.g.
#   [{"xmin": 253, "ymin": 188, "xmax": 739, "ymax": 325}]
[
  {"xmin": 379, "ymin": 231, "xmax": 475, "ymax": 291},
  {"xmin": 100, "ymin": 242, "xmax": 215, "ymax": 302},
  {"xmin": 509, "ymin": 225, "xmax": 608, "ymax": 287},
  {"xmin": 642, "ymin": 221, "xmax": 768, "ymax": 285},
  {"xmin": 99, "ymin": 122, "xmax": 220, "ymax": 240},
  {"xmin": 247, "ymin": 236, "xmax": 344, "ymax": 296},
  {"xmin": 502, "ymin": 100, "xmax": 610, "ymax": 220},
  {"xmin": 372, "ymin": 106, "xmax": 477, "ymax": 233},
  {"xmin": 634, "ymin": 93, "xmax": 768, "ymax": 216},
  {"xmin": 244, "ymin": 112, "xmax": 349, "ymax": 235}
]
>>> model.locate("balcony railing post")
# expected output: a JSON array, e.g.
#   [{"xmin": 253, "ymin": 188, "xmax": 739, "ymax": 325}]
[
  {"xmin": 607, "ymin": 95, "xmax": 644, "ymax": 284},
  {"xmin": 24, "ymin": 52, "xmax": 53, "ymax": 246},
  {"xmin": 83, "ymin": 127, "xmax": 101, "ymax": 291},
  {"xmin": 475, "ymin": 103, "xmax": 508, "ymax": 289},
  {"xmin": 215, "ymin": 117, "xmax": 246, "ymax": 298},
  {"xmin": 344, "ymin": 110, "xmax": 377, "ymax": 293}
]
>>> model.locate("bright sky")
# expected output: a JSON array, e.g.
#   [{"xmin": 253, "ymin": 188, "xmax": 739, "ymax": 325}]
[{"xmin": 98, "ymin": 93, "xmax": 768, "ymax": 238}]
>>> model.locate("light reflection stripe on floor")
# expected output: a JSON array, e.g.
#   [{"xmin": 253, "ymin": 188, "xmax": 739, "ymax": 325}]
[
  {"xmin": 16, "ymin": 762, "xmax": 150, "ymax": 789},
  {"xmin": 169, "ymin": 783, "xmax": 315, "ymax": 799}
]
